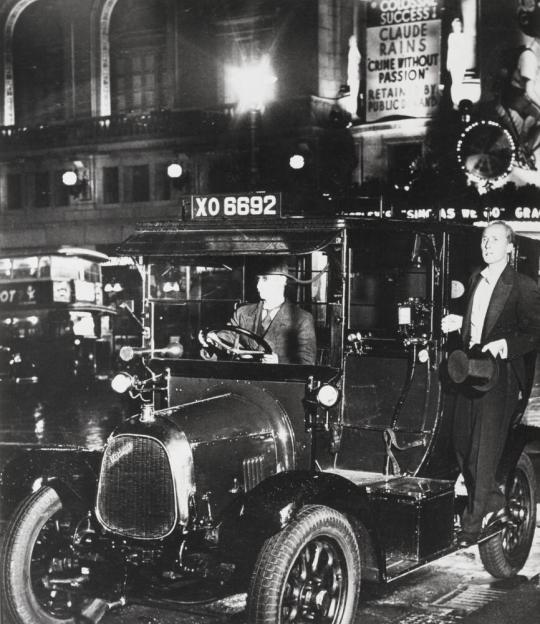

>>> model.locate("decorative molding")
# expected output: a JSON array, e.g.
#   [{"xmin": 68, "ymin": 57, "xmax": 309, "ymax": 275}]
[
  {"xmin": 99, "ymin": 0, "xmax": 118, "ymax": 117},
  {"xmin": 3, "ymin": 0, "xmax": 37, "ymax": 126}
]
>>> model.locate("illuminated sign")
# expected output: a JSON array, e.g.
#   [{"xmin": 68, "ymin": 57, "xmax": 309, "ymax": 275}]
[
  {"xmin": 456, "ymin": 121, "xmax": 516, "ymax": 191},
  {"xmin": 351, "ymin": 205, "xmax": 540, "ymax": 222},
  {"xmin": 0, "ymin": 282, "xmax": 48, "ymax": 307},
  {"xmin": 190, "ymin": 193, "xmax": 281, "ymax": 219},
  {"xmin": 366, "ymin": 0, "xmax": 442, "ymax": 121}
]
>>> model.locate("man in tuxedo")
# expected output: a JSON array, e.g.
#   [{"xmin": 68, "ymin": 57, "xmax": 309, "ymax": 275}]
[
  {"xmin": 442, "ymin": 221, "xmax": 540, "ymax": 547},
  {"xmin": 227, "ymin": 258, "xmax": 316, "ymax": 365}
]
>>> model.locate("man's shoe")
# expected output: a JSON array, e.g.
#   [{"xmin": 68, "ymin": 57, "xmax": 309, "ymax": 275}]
[
  {"xmin": 483, "ymin": 507, "xmax": 509, "ymax": 529},
  {"xmin": 457, "ymin": 531, "xmax": 478, "ymax": 548}
]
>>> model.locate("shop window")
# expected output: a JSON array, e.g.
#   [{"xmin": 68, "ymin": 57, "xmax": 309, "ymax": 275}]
[
  {"xmin": 124, "ymin": 165, "xmax": 149, "ymax": 202},
  {"xmin": 54, "ymin": 170, "xmax": 71, "ymax": 207},
  {"xmin": 103, "ymin": 167, "xmax": 120, "ymax": 204},
  {"xmin": 154, "ymin": 163, "xmax": 171, "ymax": 201},
  {"xmin": 33, "ymin": 172, "xmax": 51, "ymax": 208},
  {"xmin": 7, "ymin": 174, "xmax": 23, "ymax": 210}
]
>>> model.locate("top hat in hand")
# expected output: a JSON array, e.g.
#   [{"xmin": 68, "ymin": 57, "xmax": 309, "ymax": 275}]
[{"xmin": 447, "ymin": 347, "xmax": 500, "ymax": 392}]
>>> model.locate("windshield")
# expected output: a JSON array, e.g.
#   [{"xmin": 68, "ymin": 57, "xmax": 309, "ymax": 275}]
[{"xmin": 148, "ymin": 251, "xmax": 340, "ymax": 365}]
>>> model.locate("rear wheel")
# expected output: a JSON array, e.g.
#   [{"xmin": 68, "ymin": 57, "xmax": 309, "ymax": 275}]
[
  {"xmin": 1, "ymin": 486, "xmax": 106, "ymax": 624},
  {"xmin": 479, "ymin": 453, "xmax": 537, "ymax": 578},
  {"xmin": 247, "ymin": 504, "xmax": 361, "ymax": 624}
]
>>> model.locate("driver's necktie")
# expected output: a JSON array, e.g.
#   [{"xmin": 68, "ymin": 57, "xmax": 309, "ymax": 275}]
[{"xmin": 261, "ymin": 309, "xmax": 272, "ymax": 331}]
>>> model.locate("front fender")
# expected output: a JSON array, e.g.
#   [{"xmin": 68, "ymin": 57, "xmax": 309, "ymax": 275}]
[
  {"xmin": 0, "ymin": 447, "xmax": 102, "ymax": 521},
  {"xmin": 219, "ymin": 470, "xmax": 385, "ymax": 582}
]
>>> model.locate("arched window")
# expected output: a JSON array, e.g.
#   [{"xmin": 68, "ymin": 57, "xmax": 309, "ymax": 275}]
[
  {"xmin": 109, "ymin": 0, "xmax": 167, "ymax": 114},
  {"xmin": 12, "ymin": 0, "xmax": 65, "ymax": 125}
]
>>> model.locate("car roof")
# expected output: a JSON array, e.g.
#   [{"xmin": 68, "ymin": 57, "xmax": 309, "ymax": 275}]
[{"xmin": 117, "ymin": 216, "xmax": 488, "ymax": 259}]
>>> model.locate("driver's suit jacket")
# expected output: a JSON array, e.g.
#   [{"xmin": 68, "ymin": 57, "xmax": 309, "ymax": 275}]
[{"xmin": 230, "ymin": 301, "xmax": 316, "ymax": 365}]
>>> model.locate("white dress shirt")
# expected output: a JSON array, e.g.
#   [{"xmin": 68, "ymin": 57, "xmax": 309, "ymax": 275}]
[
  {"xmin": 262, "ymin": 305, "xmax": 282, "ymax": 322},
  {"xmin": 469, "ymin": 263, "xmax": 508, "ymax": 357}
]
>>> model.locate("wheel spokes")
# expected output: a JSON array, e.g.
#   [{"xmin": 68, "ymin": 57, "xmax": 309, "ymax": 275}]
[
  {"xmin": 281, "ymin": 537, "xmax": 347, "ymax": 623},
  {"xmin": 502, "ymin": 470, "xmax": 533, "ymax": 558},
  {"xmin": 30, "ymin": 509, "xmax": 86, "ymax": 617}
]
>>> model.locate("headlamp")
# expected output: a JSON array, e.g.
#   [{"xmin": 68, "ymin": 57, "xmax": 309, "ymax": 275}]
[
  {"xmin": 111, "ymin": 372, "xmax": 133, "ymax": 394},
  {"xmin": 316, "ymin": 384, "xmax": 340, "ymax": 408}
]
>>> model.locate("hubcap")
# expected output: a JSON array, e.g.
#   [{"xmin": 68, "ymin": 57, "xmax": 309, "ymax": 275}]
[{"xmin": 281, "ymin": 537, "xmax": 347, "ymax": 622}]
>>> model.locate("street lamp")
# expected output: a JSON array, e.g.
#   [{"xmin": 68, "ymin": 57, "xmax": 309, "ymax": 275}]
[
  {"xmin": 61, "ymin": 160, "xmax": 89, "ymax": 198},
  {"xmin": 166, "ymin": 163, "xmax": 183, "ymax": 179},
  {"xmin": 227, "ymin": 55, "xmax": 277, "ymax": 187}
]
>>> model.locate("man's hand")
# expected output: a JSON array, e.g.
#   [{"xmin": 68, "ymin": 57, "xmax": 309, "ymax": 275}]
[
  {"xmin": 482, "ymin": 339, "xmax": 508, "ymax": 359},
  {"xmin": 262, "ymin": 353, "xmax": 278, "ymax": 364},
  {"xmin": 441, "ymin": 314, "xmax": 463, "ymax": 334},
  {"xmin": 198, "ymin": 330, "xmax": 209, "ymax": 347}
]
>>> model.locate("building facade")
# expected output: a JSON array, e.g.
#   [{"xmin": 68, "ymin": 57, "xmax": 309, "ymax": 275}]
[{"xmin": 0, "ymin": 0, "xmax": 538, "ymax": 256}]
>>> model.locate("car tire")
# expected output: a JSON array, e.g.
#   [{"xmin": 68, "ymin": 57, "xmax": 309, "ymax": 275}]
[
  {"xmin": 246, "ymin": 504, "xmax": 361, "ymax": 624},
  {"xmin": 479, "ymin": 452, "xmax": 537, "ymax": 578},
  {"xmin": 1, "ymin": 486, "xmax": 106, "ymax": 624}
]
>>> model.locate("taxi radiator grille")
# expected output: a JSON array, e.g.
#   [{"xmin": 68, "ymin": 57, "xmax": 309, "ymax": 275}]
[{"xmin": 97, "ymin": 435, "xmax": 176, "ymax": 539}]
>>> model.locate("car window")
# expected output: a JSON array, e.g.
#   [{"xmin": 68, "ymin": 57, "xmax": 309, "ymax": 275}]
[
  {"xmin": 148, "ymin": 252, "xmax": 336, "ymax": 363},
  {"xmin": 349, "ymin": 230, "xmax": 436, "ymax": 338}
]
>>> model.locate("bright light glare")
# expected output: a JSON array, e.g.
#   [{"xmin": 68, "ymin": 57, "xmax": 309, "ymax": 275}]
[
  {"xmin": 62, "ymin": 170, "xmax": 77, "ymax": 186},
  {"xmin": 104, "ymin": 282, "xmax": 122, "ymax": 293},
  {"xmin": 317, "ymin": 384, "xmax": 340, "ymax": 408},
  {"xmin": 227, "ymin": 55, "xmax": 277, "ymax": 111},
  {"xmin": 111, "ymin": 373, "xmax": 133, "ymax": 394},
  {"xmin": 163, "ymin": 281, "xmax": 180, "ymax": 293},
  {"xmin": 167, "ymin": 163, "xmax": 183, "ymax": 178},
  {"xmin": 289, "ymin": 154, "xmax": 305, "ymax": 170}
]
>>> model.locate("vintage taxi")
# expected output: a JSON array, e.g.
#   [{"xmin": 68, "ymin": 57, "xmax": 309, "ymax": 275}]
[{"xmin": 0, "ymin": 193, "xmax": 537, "ymax": 624}]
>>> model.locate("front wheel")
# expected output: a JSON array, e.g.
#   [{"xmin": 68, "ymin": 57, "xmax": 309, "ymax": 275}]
[
  {"xmin": 1, "ymin": 486, "xmax": 106, "ymax": 624},
  {"xmin": 247, "ymin": 505, "xmax": 361, "ymax": 624},
  {"xmin": 479, "ymin": 453, "xmax": 537, "ymax": 578}
]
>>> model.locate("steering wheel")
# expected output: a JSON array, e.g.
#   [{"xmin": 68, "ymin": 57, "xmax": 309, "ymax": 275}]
[{"xmin": 199, "ymin": 326, "xmax": 273, "ymax": 361}]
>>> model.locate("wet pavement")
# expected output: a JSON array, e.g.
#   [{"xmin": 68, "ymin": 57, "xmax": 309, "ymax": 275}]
[
  {"xmin": 1, "ymin": 381, "xmax": 540, "ymax": 624},
  {"xmin": 97, "ymin": 520, "xmax": 540, "ymax": 624},
  {"xmin": 0, "ymin": 379, "xmax": 129, "ymax": 450}
]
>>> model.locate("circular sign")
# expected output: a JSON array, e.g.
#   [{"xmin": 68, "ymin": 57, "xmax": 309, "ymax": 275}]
[{"xmin": 457, "ymin": 120, "xmax": 515, "ymax": 187}]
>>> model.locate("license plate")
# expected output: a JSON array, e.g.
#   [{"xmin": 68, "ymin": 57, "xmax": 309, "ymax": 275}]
[{"xmin": 190, "ymin": 193, "xmax": 280, "ymax": 219}]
